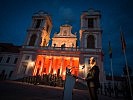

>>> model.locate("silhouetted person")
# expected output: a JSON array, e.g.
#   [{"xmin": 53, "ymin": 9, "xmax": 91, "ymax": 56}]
[
  {"xmin": 84, "ymin": 57, "xmax": 100, "ymax": 100},
  {"xmin": 107, "ymin": 82, "xmax": 112, "ymax": 97},
  {"xmin": 114, "ymin": 83, "xmax": 119, "ymax": 97},
  {"xmin": 100, "ymin": 84, "xmax": 103, "ymax": 95},
  {"xmin": 104, "ymin": 83, "xmax": 107, "ymax": 96}
]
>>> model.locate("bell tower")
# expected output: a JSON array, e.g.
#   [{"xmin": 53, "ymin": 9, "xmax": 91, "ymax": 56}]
[
  {"xmin": 79, "ymin": 9, "xmax": 105, "ymax": 83},
  {"xmin": 13, "ymin": 11, "xmax": 52, "ymax": 79},
  {"xmin": 80, "ymin": 9, "xmax": 102, "ymax": 49},
  {"xmin": 24, "ymin": 11, "xmax": 52, "ymax": 47}
]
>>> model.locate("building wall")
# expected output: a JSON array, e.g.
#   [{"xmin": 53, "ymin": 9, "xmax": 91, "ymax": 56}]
[{"xmin": 0, "ymin": 52, "xmax": 19, "ymax": 80}]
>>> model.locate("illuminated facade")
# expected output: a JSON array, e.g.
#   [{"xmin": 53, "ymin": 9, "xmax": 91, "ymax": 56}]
[
  {"xmin": 52, "ymin": 24, "xmax": 77, "ymax": 48},
  {"xmin": 13, "ymin": 9, "xmax": 105, "ymax": 82}
]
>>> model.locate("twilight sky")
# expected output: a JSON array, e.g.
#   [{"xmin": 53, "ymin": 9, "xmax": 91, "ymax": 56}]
[{"xmin": 0, "ymin": 0, "xmax": 133, "ymax": 76}]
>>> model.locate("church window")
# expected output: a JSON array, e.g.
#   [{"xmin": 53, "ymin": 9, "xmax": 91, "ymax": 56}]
[
  {"xmin": 87, "ymin": 35, "xmax": 95, "ymax": 49},
  {"xmin": 13, "ymin": 58, "xmax": 18, "ymax": 64},
  {"xmin": 29, "ymin": 34, "xmax": 37, "ymax": 46},
  {"xmin": 6, "ymin": 57, "xmax": 10, "ymax": 63},
  {"xmin": 8, "ymin": 71, "xmax": 13, "ymax": 78},
  {"xmin": 35, "ymin": 19, "xmax": 41, "ymax": 28},
  {"xmin": 88, "ymin": 18, "xmax": 94, "ymax": 28},
  {"xmin": 43, "ymin": 39, "xmax": 46, "ymax": 46},
  {"xmin": 46, "ymin": 24, "xmax": 49, "ymax": 32}
]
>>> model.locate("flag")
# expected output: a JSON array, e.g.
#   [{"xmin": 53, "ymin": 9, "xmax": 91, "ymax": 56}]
[
  {"xmin": 109, "ymin": 41, "xmax": 112, "ymax": 58},
  {"xmin": 120, "ymin": 32, "xmax": 126, "ymax": 51}
]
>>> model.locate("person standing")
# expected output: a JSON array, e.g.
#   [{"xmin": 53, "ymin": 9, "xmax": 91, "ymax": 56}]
[{"xmin": 84, "ymin": 57, "xmax": 100, "ymax": 100}]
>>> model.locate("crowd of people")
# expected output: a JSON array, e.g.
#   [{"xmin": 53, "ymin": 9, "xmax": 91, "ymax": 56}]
[
  {"xmin": 18, "ymin": 74, "xmax": 132, "ymax": 100},
  {"xmin": 19, "ymin": 73, "xmax": 64, "ymax": 87}
]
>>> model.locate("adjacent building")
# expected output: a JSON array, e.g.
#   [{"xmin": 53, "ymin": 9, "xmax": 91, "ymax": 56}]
[{"xmin": 0, "ymin": 43, "xmax": 21, "ymax": 80}]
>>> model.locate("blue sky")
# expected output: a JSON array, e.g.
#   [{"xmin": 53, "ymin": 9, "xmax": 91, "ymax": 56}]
[{"xmin": 0, "ymin": 0, "xmax": 133, "ymax": 76}]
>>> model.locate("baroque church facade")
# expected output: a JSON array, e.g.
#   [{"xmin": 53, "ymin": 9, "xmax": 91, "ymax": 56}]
[{"xmin": 13, "ymin": 9, "xmax": 105, "ymax": 83}]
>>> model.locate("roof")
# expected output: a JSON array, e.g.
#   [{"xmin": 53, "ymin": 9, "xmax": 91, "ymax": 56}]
[{"xmin": 0, "ymin": 43, "xmax": 21, "ymax": 53}]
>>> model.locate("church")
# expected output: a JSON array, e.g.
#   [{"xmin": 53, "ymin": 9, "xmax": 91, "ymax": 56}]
[{"xmin": 9, "ymin": 9, "xmax": 105, "ymax": 83}]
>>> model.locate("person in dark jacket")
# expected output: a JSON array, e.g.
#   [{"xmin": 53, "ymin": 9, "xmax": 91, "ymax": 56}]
[{"xmin": 84, "ymin": 57, "xmax": 100, "ymax": 100}]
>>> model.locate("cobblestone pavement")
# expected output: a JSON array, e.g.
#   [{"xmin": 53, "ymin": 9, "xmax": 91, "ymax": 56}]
[{"xmin": 0, "ymin": 81, "xmax": 124, "ymax": 100}]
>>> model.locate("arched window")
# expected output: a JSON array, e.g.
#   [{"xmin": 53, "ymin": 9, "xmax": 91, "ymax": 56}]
[
  {"xmin": 87, "ymin": 35, "xmax": 95, "ymax": 49},
  {"xmin": 29, "ymin": 34, "xmax": 37, "ymax": 46},
  {"xmin": 88, "ymin": 18, "xmax": 94, "ymax": 28},
  {"xmin": 43, "ymin": 39, "xmax": 46, "ymax": 46}
]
